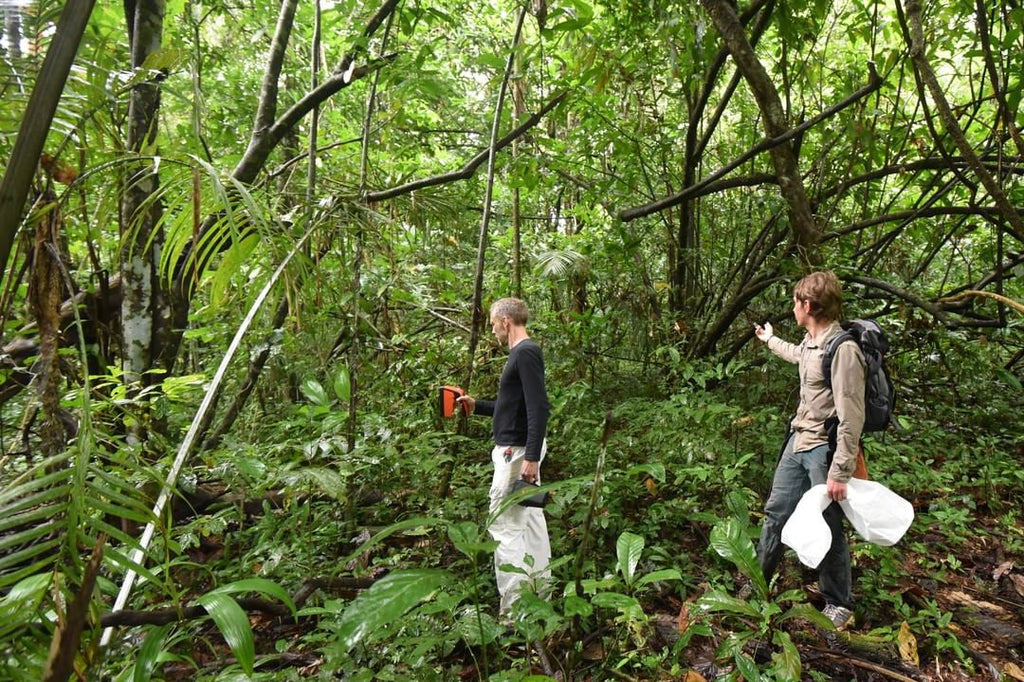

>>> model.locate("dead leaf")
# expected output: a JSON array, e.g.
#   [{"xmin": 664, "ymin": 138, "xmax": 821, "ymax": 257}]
[
  {"xmin": 1009, "ymin": 574, "xmax": 1024, "ymax": 599},
  {"xmin": 677, "ymin": 603, "xmax": 690, "ymax": 633},
  {"xmin": 1005, "ymin": 662, "xmax": 1024, "ymax": 682},
  {"xmin": 898, "ymin": 621, "xmax": 919, "ymax": 666},
  {"xmin": 683, "ymin": 671, "xmax": 708, "ymax": 682},
  {"xmin": 582, "ymin": 640, "xmax": 604, "ymax": 660},
  {"xmin": 993, "ymin": 561, "xmax": 1014, "ymax": 581}
]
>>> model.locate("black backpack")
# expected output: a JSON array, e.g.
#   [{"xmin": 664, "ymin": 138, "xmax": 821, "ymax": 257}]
[{"xmin": 822, "ymin": 319, "xmax": 895, "ymax": 432}]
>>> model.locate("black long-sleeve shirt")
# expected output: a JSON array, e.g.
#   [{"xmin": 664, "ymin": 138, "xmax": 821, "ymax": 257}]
[{"xmin": 474, "ymin": 339, "xmax": 550, "ymax": 461}]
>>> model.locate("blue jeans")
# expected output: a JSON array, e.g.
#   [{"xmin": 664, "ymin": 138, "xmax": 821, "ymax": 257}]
[{"xmin": 756, "ymin": 433, "xmax": 853, "ymax": 609}]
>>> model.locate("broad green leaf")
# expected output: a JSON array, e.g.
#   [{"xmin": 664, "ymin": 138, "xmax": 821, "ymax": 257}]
[
  {"xmin": 134, "ymin": 624, "xmax": 173, "ymax": 682},
  {"xmin": 454, "ymin": 605, "xmax": 502, "ymax": 645},
  {"xmin": 335, "ymin": 569, "xmax": 451, "ymax": 648},
  {"xmin": 300, "ymin": 378, "xmax": 330, "ymax": 406},
  {"xmin": 778, "ymin": 602, "xmax": 834, "ymax": 630},
  {"xmin": 140, "ymin": 48, "xmax": 185, "ymax": 72},
  {"xmin": 0, "ymin": 573, "xmax": 52, "ymax": 629},
  {"xmin": 695, "ymin": 590, "xmax": 761, "ymax": 619},
  {"xmin": 734, "ymin": 651, "xmax": 762, "ymax": 682},
  {"xmin": 625, "ymin": 462, "xmax": 666, "ymax": 482},
  {"xmin": 709, "ymin": 518, "xmax": 768, "ymax": 598},
  {"xmin": 196, "ymin": 592, "xmax": 254, "ymax": 676},
  {"xmin": 616, "ymin": 531, "xmax": 644, "ymax": 585},
  {"xmin": 563, "ymin": 594, "xmax": 593, "ymax": 618},
  {"xmin": 332, "ymin": 365, "xmax": 351, "ymax": 402},
  {"xmin": 290, "ymin": 467, "xmax": 348, "ymax": 502},
  {"xmin": 590, "ymin": 592, "xmax": 639, "ymax": 611},
  {"xmin": 771, "ymin": 629, "xmax": 801, "ymax": 680},
  {"xmin": 207, "ymin": 578, "xmax": 296, "ymax": 617},
  {"xmin": 448, "ymin": 521, "xmax": 497, "ymax": 557},
  {"xmin": 635, "ymin": 568, "xmax": 681, "ymax": 587},
  {"xmin": 995, "ymin": 367, "xmax": 1022, "ymax": 391}
]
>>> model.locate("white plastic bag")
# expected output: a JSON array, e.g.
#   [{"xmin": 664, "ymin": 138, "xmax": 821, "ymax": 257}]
[
  {"xmin": 781, "ymin": 485, "xmax": 833, "ymax": 568},
  {"xmin": 840, "ymin": 478, "xmax": 914, "ymax": 546}
]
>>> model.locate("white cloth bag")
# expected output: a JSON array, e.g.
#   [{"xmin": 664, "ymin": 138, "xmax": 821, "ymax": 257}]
[
  {"xmin": 781, "ymin": 479, "xmax": 914, "ymax": 568},
  {"xmin": 840, "ymin": 478, "xmax": 915, "ymax": 546},
  {"xmin": 780, "ymin": 486, "xmax": 833, "ymax": 568}
]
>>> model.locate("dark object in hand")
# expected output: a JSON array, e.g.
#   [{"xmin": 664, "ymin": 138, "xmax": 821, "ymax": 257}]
[{"xmin": 511, "ymin": 479, "xmax": 549, "ymax": 508}]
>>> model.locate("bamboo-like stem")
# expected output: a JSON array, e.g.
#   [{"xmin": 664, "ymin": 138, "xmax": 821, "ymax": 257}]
[
  {"xmin": 100, "ymin": 222, "xmax": 318, "ymax": 648},
  {"xmin": 465, "ymin": 5, "xmax": 529, "ymax": 392}
]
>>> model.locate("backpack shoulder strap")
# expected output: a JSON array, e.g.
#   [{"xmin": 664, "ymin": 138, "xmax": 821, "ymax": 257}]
[{"xmin": 821, "ymin": 330, "xmax": 854, "ymax": 391}]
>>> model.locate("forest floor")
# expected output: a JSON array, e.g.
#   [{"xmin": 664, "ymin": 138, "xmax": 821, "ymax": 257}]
[{"xmin": 159, "ymin": 500, "xmax": 1024, "ymax": 681}]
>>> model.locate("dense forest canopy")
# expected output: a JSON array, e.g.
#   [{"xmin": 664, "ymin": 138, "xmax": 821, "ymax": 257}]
[{"xmin": 0, "ymin": 0, "xmax": 1021, "ymax": 679}]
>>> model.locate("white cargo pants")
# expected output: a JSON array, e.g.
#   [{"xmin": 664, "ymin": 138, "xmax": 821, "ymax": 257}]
[{"xmin": 488, "ymin": 442, "xmax": 551, "ymax": 615}]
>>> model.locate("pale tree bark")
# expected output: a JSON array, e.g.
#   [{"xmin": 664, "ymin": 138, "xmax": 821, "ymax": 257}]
[
  {"xmin": 699, "ymin": 0, "xmax": 822, "ymax": 266},
  {"xmin": 0, "ymin": 1, "xmax": 95, "ymax": 278},
  {"xmin": 4, "ymin": 9, "xmax": 23, "ymax": 59},
  {"xmin": 901, "ymin": 0, "xmax": 1024, "ymax": 245},
  {"xmin": 120, "ymin": 0, "xmax": 166, "ymax": 404}
]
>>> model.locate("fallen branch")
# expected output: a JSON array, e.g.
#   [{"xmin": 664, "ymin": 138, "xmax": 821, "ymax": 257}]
[
  {"xmin": 812, "ymin": 647, "xmax": 919, "ymax": 682},
  {"xmin": 100, "ymin": 576, "xmax": 377, "ymax": 628}
]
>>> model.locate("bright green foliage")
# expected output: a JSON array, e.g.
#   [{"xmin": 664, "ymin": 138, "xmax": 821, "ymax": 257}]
[{"xmin": 0, "ymin": 0, "xmax": 1021, "ymax": 678}]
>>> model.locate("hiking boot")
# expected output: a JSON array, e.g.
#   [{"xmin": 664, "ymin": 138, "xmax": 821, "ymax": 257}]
[{"xmin": 822, "ymin": 603, "xmax": 854, "ymax": 630}]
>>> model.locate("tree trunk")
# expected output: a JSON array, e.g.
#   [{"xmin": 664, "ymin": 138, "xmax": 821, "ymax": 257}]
[
  {"xmin": 121, "ymin": 0, "xmax": 166, "ymax": 388},
  {"xmin": 699, "ymin": 0, "xmax": 822, "ymax": 266}
]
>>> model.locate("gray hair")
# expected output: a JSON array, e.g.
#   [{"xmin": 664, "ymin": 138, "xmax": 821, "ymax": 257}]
[{"xmin": 490, "ymin": 297, "xmax": 529, "ymax": 325}]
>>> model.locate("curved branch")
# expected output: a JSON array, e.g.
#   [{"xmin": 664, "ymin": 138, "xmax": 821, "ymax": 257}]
[
  {"xmin": 938, "ymin": 290, "xmax": 1024, "ymax": 315},
  {"xmin": 827, "ymin": 205, "xmax": 1024, "ymax": 241},
  {"xmin": 362, "ymin": 91, "xmax": 566, "ymax": 203},
  {"xmin": 847, "ymin": 275, "xmax": 947, "ymax": 321},
  {"xmin": 235, "ymin": 56, "xmax": 398, "ymax": 185},
  {"xmin": 902, "ymin": 0, "xmax": 1024, "ymax": 243},
  {"xmin": 696, "ymin": 0, "xmax": 822, "ymax": 263},
  {"xmin": 251, "ymin": 0, "xmax": 299, "ymax": 135},
  {"xmin": 820, "ymin": 156, "xmax": 1024, "ymax": 203},
  {"xmin": 620, "ymin": 63, "xmax": 882, "ymax": 222}
]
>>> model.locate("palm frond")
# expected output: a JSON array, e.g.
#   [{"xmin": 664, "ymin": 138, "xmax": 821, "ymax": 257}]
[{"xmin": 534, "ymin": 247, "xmax": 587, "ymax": 279}]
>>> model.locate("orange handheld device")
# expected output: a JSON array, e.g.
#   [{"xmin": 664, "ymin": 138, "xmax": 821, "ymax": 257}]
[{"xmin": 440, "ymin": 385, "xmax": 469, "ymax": 418}]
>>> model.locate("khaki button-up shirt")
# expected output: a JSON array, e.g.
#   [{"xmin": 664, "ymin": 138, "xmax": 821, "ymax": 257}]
[{"xmin": 766, "ymin": 321, "xmax": 866, "ymax": 482}]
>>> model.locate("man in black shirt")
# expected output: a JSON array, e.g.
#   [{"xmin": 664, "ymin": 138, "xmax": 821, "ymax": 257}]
[{"xmin": 457, "ymin": 298, "xmax": 551, "ymax": 615}]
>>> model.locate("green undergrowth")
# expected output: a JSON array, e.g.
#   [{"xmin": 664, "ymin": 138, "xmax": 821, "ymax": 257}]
[{"xmin": 121, "ymin": 343, "xmax": 1020, "ymax": 680}]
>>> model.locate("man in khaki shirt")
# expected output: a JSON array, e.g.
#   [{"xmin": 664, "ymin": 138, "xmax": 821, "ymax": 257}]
[{"xmin": 753, "ymin": 271, "xmax": 866, "ymax": 630}]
